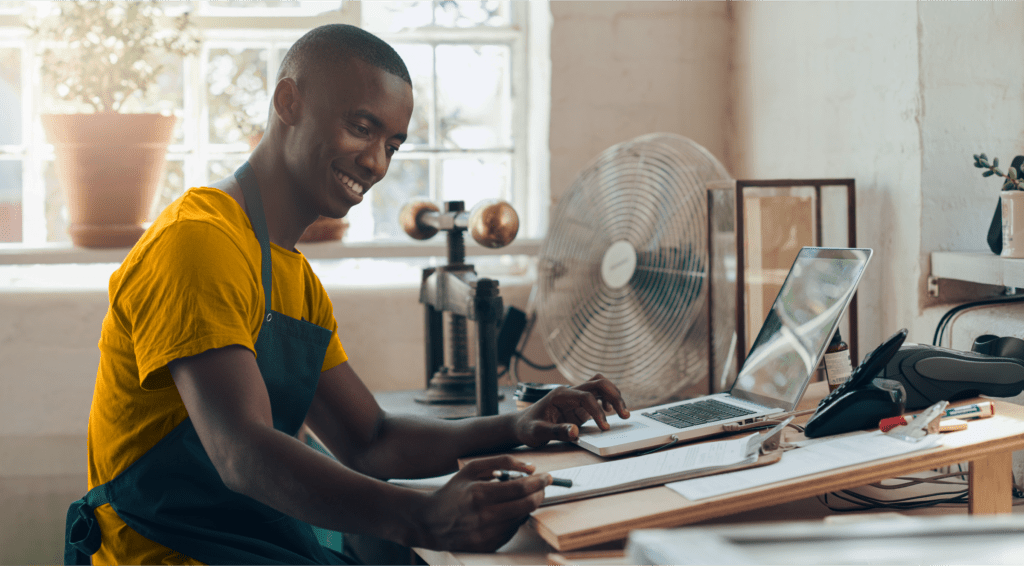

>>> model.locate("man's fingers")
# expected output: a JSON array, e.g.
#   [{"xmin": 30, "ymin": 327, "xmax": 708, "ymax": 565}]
[
  {"xmin": 450, "ymin": 469, "xmax": 549, "ymax": 509},
  {"xmin": 572, "ymin": 389, "xmax": 610, "ymax": 430},
  {"xmin": 580, "ymin": 375, "xmax": 630, "ymax": 419}
]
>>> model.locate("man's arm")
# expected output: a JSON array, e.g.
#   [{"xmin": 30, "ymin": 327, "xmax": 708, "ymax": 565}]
[
  {"xmin": 304, "ymin": 361, "xmax": 630, "ymax": 480},
  {"xmin": 169, "ymin": 345, "xmax": 549, "ymax": 552},
  {"xmin": 303, "ymin": 361, "xmax": 522, "ymax": 479}
]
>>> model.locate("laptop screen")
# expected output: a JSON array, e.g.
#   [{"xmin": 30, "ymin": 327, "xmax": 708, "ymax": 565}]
[{"xmin": 730, "ymin": 247, "xmax": 872, "ymax": 412}]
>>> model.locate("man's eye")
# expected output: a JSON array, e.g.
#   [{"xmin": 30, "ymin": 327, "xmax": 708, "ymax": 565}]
[{"xmin": 356, "ymin": 125, "xmax": 370, "ymax": 135}]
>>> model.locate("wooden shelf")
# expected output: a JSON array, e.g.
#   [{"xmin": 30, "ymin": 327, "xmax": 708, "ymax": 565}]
[{"xmin": 931, "ymin": 251, "xmax": 1024, "ymax": 288}]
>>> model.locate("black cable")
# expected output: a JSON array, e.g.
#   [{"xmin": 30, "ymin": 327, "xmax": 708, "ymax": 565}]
[
  {"xmin": 819, "ymin": 489, "xmax": 971, "ymax": 512},
  {"xmin": 507, "ymin": 308, "xmax": 557, "ymax": 372},
  {"xmin": 513, "ymin": 351, "xmax": 556, "ymax": 371},
  {"xmin": 933, "ymin": 294, "xmax": 1024, "ymax": 347}
]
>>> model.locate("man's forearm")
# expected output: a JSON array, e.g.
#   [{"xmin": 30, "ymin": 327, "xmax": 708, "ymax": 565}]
[
  {"xmin": 223, "ymin": 422, "xmax": 429, "ymax": 546},
  {"xmin": 351, "ymin": 412, "xmax": 522, "ymax": 479}
]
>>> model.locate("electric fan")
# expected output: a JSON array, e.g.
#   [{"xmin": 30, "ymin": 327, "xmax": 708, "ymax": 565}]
[{"xmin": 535, "ymin": 133, "xmax": 732, "ymax": 408}]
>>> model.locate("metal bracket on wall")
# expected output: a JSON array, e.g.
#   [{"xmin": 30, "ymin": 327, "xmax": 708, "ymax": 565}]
[{"xmin": 927, "ymin": 275, "xmax": 940, "ymax": 298}]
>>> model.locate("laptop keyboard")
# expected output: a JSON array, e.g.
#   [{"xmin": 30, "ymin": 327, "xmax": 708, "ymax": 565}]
[{"xmin": 641, "ymin": 398, "xmax": 757, "ymax": 429}]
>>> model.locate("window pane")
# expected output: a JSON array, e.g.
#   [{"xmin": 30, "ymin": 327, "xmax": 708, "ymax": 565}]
[
  {"xmin": 207, "ymin": 0, "xmax": 303, "ymax": 7},
  {"xmin": 0, "ymin": 160, "xmax": 21, "ymax": 242},
  {"xmin": 138, "ymin": 53, "xmax": 186, "ymax": 144},
  {"xmin": 203, "ymin": 1, "xmax": 342, "ymax": 15},
  {"xmin": 208, "ymin": 157, "xmax": 247, "ymax": 183},
  {"xmin": 151, "ymin": 160, "xmax": 186, "ymax": 220},
  {"xmin": 434, "ymin": 1, "xmax": 510, "ymax": 28},
  {"xmin": 436, "ymin": 44, "xmax": 511, "ymax": 149},
  {"xmin": 392, "ymin": 44, "xmax": 432, "ymax": 147},
  {"xmin": 44, "ymin": 160, "xmax": 69, "ymax": 243},
  {"xmin": 440, "ymin": 155, "xmax": 509, "ymax": 206},
  {"xmin": 208, "ymin": 48, "xmax": 269, "ymax": 145},
  {"xmin": 362, "ymin": 1, "xmax": 433, "ymax": 33},
  {"xmin": 370, "ymin": 158, "xmax": 429, "ymax": 241},
  {"xmin": 0, "ymin": 47, "xmax": 21, "ymax": 145}
]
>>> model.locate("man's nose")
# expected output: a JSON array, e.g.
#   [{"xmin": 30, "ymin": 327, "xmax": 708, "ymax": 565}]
[{"xmin": 355, "ymin": 142, "xmax": 387, "ymax": 180}]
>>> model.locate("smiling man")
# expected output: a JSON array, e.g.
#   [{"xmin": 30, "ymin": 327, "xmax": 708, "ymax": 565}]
[{"xmin": 66, "ymin": 24, "xmax": 628, "ymax": 565}]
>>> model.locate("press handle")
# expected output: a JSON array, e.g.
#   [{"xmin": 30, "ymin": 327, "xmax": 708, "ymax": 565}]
[{"xmin": 399, "ymin": 199, "xmax": 519, "ymax": 248}]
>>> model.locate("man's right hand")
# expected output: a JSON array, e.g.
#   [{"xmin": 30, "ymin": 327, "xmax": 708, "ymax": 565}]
[{"xmin": 412, "ymin": 454, "xmax": 551, "ymax": 552}]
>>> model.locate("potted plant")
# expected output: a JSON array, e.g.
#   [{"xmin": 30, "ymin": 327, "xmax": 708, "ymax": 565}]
[
  {"xmin": 974, "ymin": 153, "xmax": 1024, "ymax": 258},
  {"xmin": 28, "ymin": 2, "xmax": 199, "ymax": 247}
]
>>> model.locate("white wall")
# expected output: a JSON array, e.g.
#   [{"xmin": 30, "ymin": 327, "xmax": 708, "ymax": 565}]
[
  {"xmin": 549, "ymin": 1, "xmax": 732, "ymax": 198},
  {"xmin": 730, "ymin": 2, "xmax": 923, "ymax": 353}
]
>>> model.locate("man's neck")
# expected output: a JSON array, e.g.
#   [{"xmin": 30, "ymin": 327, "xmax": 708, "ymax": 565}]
[{"xmin": 239, "ymin": 147, "xmax": 318, "ymax": 252}]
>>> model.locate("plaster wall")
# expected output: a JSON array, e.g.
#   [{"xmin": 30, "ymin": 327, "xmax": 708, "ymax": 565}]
[
  {"xmin": 730, "ymin": 2, "xmax": 923, "ymax": 352},
  {"xmin": 548, "ymin": 1, "xmax": 732, "ymax": 200}
]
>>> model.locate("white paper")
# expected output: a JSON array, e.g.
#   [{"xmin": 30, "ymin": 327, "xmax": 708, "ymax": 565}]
[
  {"xmin": 542, "ymin": 434, "xmax": 759, "ymax": 505},
  {"xmin": 668, "ymin": 431, "xmax": 943, "ymax": 501}
]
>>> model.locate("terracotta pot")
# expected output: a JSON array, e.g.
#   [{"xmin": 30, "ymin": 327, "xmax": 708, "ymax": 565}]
[
  {"xmin": 246, "ymin": 130, "xmax": 347, "ymax": 243},
  {"xmin": 41, "ymin": 113, "xmax": 176, "ymax": 248}
]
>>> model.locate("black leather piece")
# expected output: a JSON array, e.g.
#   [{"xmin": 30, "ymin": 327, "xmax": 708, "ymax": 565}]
[
  {"xmin": 973, "ymin": 334, "xmax": 1024, "ymax": 359},
  {"xmin": 882, "ymin": 338, "xmax": 1024, "ymax": 411}
]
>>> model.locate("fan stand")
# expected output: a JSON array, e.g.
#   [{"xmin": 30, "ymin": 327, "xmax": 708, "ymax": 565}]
[{"xmin": 400, "ymin": 200, "xmax": 519, "ymax": 416}]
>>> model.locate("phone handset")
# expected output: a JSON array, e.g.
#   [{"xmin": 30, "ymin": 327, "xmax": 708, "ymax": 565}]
[{"xmin": 805, "ymin": 329, "xmax": 909, "ymax": 438}]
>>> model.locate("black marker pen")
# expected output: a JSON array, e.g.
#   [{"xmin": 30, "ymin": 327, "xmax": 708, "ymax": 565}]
[{"xmin": 493, "ymin": 469, "xmax": 573, "ymax": 488}]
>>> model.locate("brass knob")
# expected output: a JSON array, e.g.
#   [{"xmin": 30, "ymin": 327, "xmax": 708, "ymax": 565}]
[
  {"xmin": 399, "ymin": 200, "xmax": 440, "ymax": 240},
  {"xmin": 469, "ymin": 199, "xmax": 519, "ymax": 248}
]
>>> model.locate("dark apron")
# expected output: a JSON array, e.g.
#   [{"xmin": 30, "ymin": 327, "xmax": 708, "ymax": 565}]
[{"xmin": 65, "ymin": 162, "xmax": 354, "ymax": 565}]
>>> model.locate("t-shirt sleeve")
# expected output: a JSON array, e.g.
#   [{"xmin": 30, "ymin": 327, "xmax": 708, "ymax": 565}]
[{"xmin": 123, "ymin": 220, "xmax": 262, "ymax": 390}]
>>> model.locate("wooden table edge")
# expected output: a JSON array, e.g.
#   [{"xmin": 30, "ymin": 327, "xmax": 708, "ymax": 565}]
[{"xmin": 532, "ymin": 431, "xmax": 1024, "ymax": 551}]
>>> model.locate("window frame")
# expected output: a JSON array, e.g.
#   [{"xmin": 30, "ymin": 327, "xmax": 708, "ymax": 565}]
[{"xmin": 0, "ymin": 1, "xmax": 549, "ymax": 265}]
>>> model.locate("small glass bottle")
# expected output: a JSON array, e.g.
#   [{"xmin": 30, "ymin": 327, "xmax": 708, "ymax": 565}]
[{"xmin": 824, "ymin": 330, "xmax": 853, "ymax": 392}]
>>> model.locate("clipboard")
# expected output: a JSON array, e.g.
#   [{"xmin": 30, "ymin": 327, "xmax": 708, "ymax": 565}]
[
  {"xmin": 540, "ymin": 418, "xmax": 791, "ymax": 506},
  {"xmin": 541, "ymin": 449, "xmax": 783, "ymax": 506}
]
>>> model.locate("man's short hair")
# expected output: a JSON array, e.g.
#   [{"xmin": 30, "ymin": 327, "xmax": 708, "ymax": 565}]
[{"xmin": 278, "ymin": 24, "xmax": 412, "ymax": 89}]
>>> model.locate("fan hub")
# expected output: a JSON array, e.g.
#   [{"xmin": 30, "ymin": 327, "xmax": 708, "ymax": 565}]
[{"xmin": 601, "ymin": 240, "xmax": 637, "ymax": 289}]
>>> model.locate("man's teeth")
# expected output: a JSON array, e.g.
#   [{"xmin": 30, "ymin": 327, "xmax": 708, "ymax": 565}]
[{"xmin": 336, "ymin": 170, "xmax": 365, "ymax": 195}]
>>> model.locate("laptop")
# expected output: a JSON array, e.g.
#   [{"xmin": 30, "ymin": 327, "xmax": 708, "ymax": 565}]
[{"xmin": 575, "ymin": 247, "xmax": 873, "ymax": 457}]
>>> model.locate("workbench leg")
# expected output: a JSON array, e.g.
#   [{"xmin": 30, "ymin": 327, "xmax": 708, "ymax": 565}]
[{"xmin": 969, "ymin": 452, "xmax": 1013, "ymax": 514}]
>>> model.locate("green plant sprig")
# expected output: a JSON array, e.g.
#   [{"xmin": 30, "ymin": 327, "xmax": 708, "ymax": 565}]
[
  {"xmin": 974, "ymin": 153, "xmax": 1024, "ymax": 191},
  {"xmin": 27, "ymin": 2, "xmax": 200, "ymax": 114}
]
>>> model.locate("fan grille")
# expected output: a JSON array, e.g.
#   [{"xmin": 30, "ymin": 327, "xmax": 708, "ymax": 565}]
[{"xmin": 537, "ymin": 134, "xmax": 731, "ymax": 407}]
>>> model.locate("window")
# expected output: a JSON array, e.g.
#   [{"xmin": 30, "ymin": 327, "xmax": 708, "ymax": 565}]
[{"xmin": 0, "ymin": 0, "xmax": 548, "ymax": 251}]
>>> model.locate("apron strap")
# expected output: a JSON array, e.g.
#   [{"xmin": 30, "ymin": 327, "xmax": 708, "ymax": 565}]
[
  {"xmin": 64, "ymin": 484, "xmax": 110, "ymax": 565},
  {"xmin": 234, "ymin": 161, "xmax": 273, "ymax": 316}
]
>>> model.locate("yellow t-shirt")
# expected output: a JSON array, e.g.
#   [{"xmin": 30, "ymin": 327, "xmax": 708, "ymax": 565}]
[{"xmin": 87, "ymin": 186, "xmax": 348, "ymax": 565}]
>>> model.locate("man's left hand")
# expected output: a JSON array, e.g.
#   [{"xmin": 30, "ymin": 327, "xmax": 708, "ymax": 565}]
[{"xmin": 512, "ymin": 374, "xmax": 629, "ymax": 448}]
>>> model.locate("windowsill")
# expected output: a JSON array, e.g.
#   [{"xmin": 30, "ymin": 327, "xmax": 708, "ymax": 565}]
[
  {"xmin": 0, "ymin": 240, "xmax": 541, "ymax": 292},
  {"xmin": 0, "ymin": 238, "xmax": 542, "ymax": 265}
]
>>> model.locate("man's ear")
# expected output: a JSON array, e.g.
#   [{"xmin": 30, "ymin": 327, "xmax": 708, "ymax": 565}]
[{"xmin": 272, "ymin": 78, "xmax": 301, "ymax": 126}]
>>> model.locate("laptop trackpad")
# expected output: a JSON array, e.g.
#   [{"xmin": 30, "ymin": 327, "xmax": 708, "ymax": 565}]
[{"xmin": 577, "ymin": 420, "xmax": 654, "ymax": 446}]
